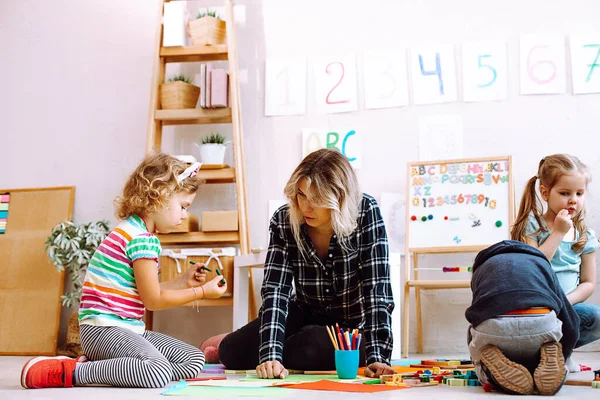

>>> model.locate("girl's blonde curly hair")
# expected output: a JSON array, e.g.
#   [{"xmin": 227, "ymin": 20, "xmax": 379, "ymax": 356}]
[{"xmin": 114, "ymin": 153, "xmax": 203, "ymax": 220}]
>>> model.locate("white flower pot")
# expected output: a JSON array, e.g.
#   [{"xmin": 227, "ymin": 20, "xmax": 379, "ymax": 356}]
[{"xmin": 196, "ymin": 143, "xmax": 226, "ymax": 165}]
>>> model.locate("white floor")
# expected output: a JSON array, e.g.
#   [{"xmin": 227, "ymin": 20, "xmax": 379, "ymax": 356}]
[{"xmin": 1, "ymin": 353, "xmax": 599, "ymax": 399}]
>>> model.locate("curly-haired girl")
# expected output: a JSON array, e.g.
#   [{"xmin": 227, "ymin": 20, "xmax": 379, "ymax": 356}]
[{"xmin": 21, "ymin": 153, "xmax": 227, "ymax": 389}]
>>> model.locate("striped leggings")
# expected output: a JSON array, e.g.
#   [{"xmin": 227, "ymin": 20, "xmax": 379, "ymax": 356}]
[{"xmin": 76, "ymin": 324, "xmax": 205, "ymax": 388}]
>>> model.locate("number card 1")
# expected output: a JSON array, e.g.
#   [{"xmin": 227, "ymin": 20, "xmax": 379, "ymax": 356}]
[
  {"xmin": 569, "ymin": 35, "xmax": 600, "ymax": 94},
  {"xmin": 410, "ymin": 46, "xmax": 458, "ymax": 105},
  {"xmin": 519, "ymin": 35, "xmax": 566, "ymax": 95},
  {"xmin": 265, "ymin": 56, "xmax": 307, "ymax": 116},
  {"xmin": 313, "ymin": 53, "xmax": 359, "ymax": 114},
  {"xmin": 461, "ymin": 42, "xmax": 508, "ymax": 102},
  {"xmin": 363, "ymin": 49, "xmax": 409, "ymax": 109}
]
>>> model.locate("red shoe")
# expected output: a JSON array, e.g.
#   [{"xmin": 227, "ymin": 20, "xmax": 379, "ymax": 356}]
[{"xmin": 21, "ymin": 356, "xmax": 77, "ymax": 389}]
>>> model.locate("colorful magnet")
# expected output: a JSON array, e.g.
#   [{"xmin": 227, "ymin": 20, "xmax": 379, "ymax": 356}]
[
  {"xmin": 427, "ymin": 214, "xmax": 433, "ymax": 220},
  {"xmin": 495, "ymin": 220, "xmax": 502, "ymax": 227},
  {"xmin": 411, "ymin": 215, "xmax": 417, "ymax": 221},
  {"xmin": 421, "ymin": 216, "xmax": 427, "ymax": 221}
]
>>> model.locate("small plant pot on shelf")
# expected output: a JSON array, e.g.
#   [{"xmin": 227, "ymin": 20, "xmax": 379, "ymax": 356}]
[
  {"xmin": 189, "ymin": 16, "xmax": 226, "ymax": 46},
  {"xmin": 196, "ymin": 143, "xmax": 227, "ymax": 165},
  {"xmin": 160, "ymin": 81, "xmax": 200, "ymax": 110}
]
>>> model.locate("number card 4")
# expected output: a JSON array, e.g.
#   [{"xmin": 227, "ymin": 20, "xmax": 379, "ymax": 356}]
[
  {"xmin": 461, "ymin": 42, "xmax": 508, "ymax": 102},
  {"xmin": 569, "ymin": 35, "xmax": 600, "ymax": 94},
  {"xmin": 362, "ymin": 49, "xmax": 409, "ymax": 109},
  {"xmin": 410, "ymin": 46, "xmax": 458, "ymax": 105},
  {"xmin": 520, "ymin": 35, "xmax": 566, "ymax": 95},
  {"xmin": 265, "ymin": 57, "xmax": 307, "ymax": 116},
  {"xmin": 313, "ymin": 53, "xmax": 359, "ymax": 114}
]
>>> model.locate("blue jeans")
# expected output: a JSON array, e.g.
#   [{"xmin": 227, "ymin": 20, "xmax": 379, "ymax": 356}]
[{"xmin": 573, "ymin": 302, "xmax": 600, "ymax": 348}]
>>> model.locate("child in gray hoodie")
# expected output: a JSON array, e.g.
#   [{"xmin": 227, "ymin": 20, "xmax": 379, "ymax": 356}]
[{"xmin": 466, "ymin": 240, "xmax": 579, "ymax": 395}]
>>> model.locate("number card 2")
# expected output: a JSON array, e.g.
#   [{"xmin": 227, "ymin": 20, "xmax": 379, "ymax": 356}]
[
  {"xmin": 362, "ymin": 49, "xmax": 409, "ymax": 109},
  {"xmin": 410, "ymin": 46, "xmax": 458, "ymax": 105},
  {"xmin": 569, "ymin": 35, "xmax": 600, "ymax": 94},
  {"xmin": 313, "ymin": 53, "xmax": 358, "ymax": 114},
  {"xmin": 461, "ymin": 42, "xmax": 508, "ymax": 102},
  {"xmin": 520, "ymin": 35, "xmax": 566, "ymax": 95},
  {"xmin": 265, "ymin": 56, "xmax": 307, "ymax": 116}
]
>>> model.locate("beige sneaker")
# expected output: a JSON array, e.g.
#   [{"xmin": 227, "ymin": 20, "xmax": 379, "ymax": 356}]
[
  {"xmin": 480, "ymin": 345, "xmax": 534, "ymax": 395},
  {"xmin": 534, "ymin": 342, "xmax": 567, "ymax": 395}
]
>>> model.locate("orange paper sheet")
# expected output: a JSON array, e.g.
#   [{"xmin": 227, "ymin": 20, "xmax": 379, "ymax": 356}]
[{"xmin": 280, "ymin": 380, "xmax": 408, "ymax": 393}]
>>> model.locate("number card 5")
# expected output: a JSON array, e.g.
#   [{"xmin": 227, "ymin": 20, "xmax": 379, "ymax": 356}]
[
  {"xmin": 461, "ymin": 42, "xmax": 508, "ymax": 102},
  {"xmin": 313, "ymin": 53, "xmax": 359, "ymax": 114},
  {"xmin": 265, "ymin": 56, "xmax": 307, "ymax": 116}
]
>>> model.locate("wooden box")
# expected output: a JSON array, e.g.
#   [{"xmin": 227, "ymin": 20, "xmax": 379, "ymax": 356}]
[
  {"xmin": 159, "ymin": 248, "xmax": 236, "ymax": 301},
  {"xmin": 201, "ymin": 210, "xmax": 238, "ymax": 232},
  {"xmin": 169, "ymin": 213, "xmax": 199, "ymax": 233}
]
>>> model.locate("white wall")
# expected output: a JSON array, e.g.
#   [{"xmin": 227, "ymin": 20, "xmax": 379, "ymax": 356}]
[{"xmin": 2, "ymin": 0, "xmax": 600, "ymax": 355}]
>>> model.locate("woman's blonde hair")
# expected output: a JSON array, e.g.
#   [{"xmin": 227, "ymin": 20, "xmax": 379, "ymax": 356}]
[
  {"xmin": 511, "ymin": 154, "xmax": 591, "ymax": 254},
  {"xmin": 283, "ymin": 149, "xmax": 361, "ymax": 255},
  {"xmin": 114, "ymin": 152, "xmax": 202, "ymax": 220}
]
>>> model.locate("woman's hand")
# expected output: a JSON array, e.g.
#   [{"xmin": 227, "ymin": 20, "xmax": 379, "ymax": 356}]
[
  {"xmin": 184, "ymin": 264, "xmax": 207, "ymax": 288},
  {"xmin": 256, "ymin": 360, "xmax": 288, "ymax": 379},
  {"xmin": 364, "ymin": 362, "xmax": 395, "ymax": 378},
  {"xmin": 202, "ymin": 275, "xmax": 228, "ymax": 299}
]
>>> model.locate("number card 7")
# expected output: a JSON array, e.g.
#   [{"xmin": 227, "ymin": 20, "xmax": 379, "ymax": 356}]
[
  {"xmin": 313, "ymin": 53, "xmax": 358, "ymax": 114},
  {"xmin": 569, "ymin": 35, "xmax": 600, "ymax": 94},
  {"xmin": 461, "ymin": 42, "xmax": 508, "ymax": 102}
]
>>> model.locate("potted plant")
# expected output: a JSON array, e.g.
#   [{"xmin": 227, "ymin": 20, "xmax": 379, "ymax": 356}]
[
  {"xmin": 195, "ymin": 132, "xmax": 229, "ymax": 165},
  {"xmin": 188, "ymin": 9, "xmax": 226, "ymax": 46},
  {"xmin": 160, "ymin": 74, "xmax": 201, "ymax": 110},
  {"xmin": 45, "ymin": 220, "xmax": 110, "ymax": 356}
]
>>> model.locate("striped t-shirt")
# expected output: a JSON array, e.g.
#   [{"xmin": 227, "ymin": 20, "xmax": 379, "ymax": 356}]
[{"xmin": 79, "ymin": 214, "xmax": 161, "ymax": 334}]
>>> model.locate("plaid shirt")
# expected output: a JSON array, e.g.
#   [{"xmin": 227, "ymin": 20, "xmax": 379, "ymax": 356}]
[{"xmin": 259, "ymin": 193, "xmax": 394, "ymax": 365}]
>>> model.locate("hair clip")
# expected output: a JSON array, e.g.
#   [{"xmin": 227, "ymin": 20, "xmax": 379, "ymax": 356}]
[{"xmin": 177, "ymin": 162, "xmax": 202, "ymax": 183}]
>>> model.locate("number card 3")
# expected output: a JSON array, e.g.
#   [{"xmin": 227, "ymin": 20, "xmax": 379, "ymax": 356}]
[
  {"xmin": 461, "ymin": 42, "xmax": 508, "ymax": 102},
  {"xmin": 313, "ymin": 53, "xmax": 358, "ymax": 114},
  {"xmin": 363, "ymin": 49, "xmax": 409, "ymax": 109},
  {"xmin": 265, "ymin": 56, "xmax": 307, "ymax": 116},
  {"xmin": 569, "ymin": 35, "xmax": 600, "ymax": 94},
  {"xmin": 520, "ymin": 35, "xmax": 566, "ymax": 95},
  {"xmin": 410, "ymin": 46, "xmax": 458, "ymax": 105}
]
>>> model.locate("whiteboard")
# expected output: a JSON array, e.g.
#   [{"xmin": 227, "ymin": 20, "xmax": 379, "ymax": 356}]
[{"xmin": 406, "ymin": 156, "xmax": 514, "ymax": 250}]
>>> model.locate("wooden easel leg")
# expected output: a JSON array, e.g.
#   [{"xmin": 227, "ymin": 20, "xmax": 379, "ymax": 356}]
[
  {"xmin": 248, "ymin": 269, "xmax": 257, "ymax": 321},
  {"xmin": 402, "ymin": 283, "xmax": 410, "ymax": 358},
  {"xmin": 416, "ymin": 288, "xmax": 423, "ymax": 354}
]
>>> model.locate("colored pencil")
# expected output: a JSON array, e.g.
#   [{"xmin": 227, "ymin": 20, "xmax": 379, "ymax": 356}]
[{"xmin": 325, "ymin": 325, "xmax": 338, "ymax": 350}]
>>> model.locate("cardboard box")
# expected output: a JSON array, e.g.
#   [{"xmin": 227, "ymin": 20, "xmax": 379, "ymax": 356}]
[
  {"xmin": 169, "ymin": 213, "xmax": 199, "ymax": 233},
  {"xmin": 202, "ymin": 210, "xmax": 238, "ymax": 232}
]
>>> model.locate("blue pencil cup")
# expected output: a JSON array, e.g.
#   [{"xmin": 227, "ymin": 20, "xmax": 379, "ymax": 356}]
[{"xmin": 335, "ymin": 349, "xmax": 360, "ymax": 379}]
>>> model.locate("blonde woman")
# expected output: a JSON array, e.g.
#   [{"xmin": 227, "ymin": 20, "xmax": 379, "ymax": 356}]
[{"xmin": 219, "ymin": 149, "xmax": 395, "ymax": 379}]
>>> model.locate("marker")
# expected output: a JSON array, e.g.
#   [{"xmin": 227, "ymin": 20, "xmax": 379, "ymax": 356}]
[
  {"xmin": 215, "ymin": 266, "xmax": 226, "ymax": 286},
  {"xmin": 189, "ymin": 261, "xmax": 212, "ymax": 272}
]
